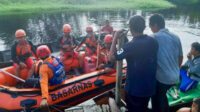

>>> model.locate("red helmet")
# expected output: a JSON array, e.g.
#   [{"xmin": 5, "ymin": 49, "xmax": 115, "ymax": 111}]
[
  {"xmin": 86, "ymin": 26, "xmax": 93, "ymax": 32},
  {"xmin": 15, "ymin": 29, "xmax": 26, "ymax": 38},
  {"xmin": 37, "ymin": 45, "xmax": 51, "ymax": 58},
  {"xmin": 104, "ymin": 35, "xmax": 113, "ymax": 43},
  {"xmin": 63, "ymin": 24, "xmax": 71, "ymax": 33}
]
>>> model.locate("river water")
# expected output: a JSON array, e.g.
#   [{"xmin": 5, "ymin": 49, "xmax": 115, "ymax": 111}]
[{"xmin": 0, "ymin": 7, "xmax": 200, "ymax": 62}]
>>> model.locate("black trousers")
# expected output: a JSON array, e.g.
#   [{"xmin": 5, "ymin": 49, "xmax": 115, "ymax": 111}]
[
  {"xmin": 151, "ymin": 81, "xmax": 173, "ymax": 112},
  {"xmin": 125, "ymin": 92, "xmax": 151, "ymax": 112}
]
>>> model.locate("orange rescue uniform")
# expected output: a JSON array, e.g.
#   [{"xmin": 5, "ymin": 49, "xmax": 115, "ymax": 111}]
[
  {"xmin": 60, "ymin": 51, "xmax": 80, "ymax": 72},
  {"xmin": 39, "ymin": 57, "xmax": 54, "ymax": 100}
]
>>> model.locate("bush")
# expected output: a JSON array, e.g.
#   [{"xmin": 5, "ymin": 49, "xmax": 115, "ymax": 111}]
[{"xmin": 168, "ymin": 0, "xmax": 199, "ymax": 5}]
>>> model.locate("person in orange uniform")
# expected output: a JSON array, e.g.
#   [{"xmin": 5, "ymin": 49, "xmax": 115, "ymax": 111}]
[
  {"xmin": 11, "ymin": 29, "xmax": 37, "ymax": 81},
  {"xmin": 101, "ymin": 20, "xmax": 114, "ymax": 35},
  {"xmin": 58, "ymin": 24, "xmax": 78, "ymax": 52},
  {"xmin": 60, "ymin": 42, "xmax": 83, "ymax": 75},
  {"xmin": 98, "ymin": 35, "xmax": 116, "ymax": 73},
  {"xmin": 37, "ymin": 45, "xmax": 66, "ymax": 111},
  {"xmin": 76, "ymin": 26, "xmax": 100, "ymax": 56}
]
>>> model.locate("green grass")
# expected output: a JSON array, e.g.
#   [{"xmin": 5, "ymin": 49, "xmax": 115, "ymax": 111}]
[
  {"xmin": 0, "ymin": 0, "xmax": 175, "ymax": 15},
  {"xmin": 168, "ymin": 0, "xmax": 199, "ymax": 5}
]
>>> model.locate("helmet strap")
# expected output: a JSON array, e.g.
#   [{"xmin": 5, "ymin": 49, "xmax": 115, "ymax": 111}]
[{"xmin": 41, "ymin": 56, "xmax": 49, "ymax": 60}]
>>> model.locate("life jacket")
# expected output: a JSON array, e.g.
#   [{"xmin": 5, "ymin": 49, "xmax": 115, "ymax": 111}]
[
  {"xmin": 60, "ymin": 36, "xmax": 76, "ymax": 48},
  {"xmin": 34, "ymin": 60, "xmax": 43, "ymax": 78},
  {"xmin": 62, "ymin": 51, "xmax": 80, "ymax": 72},
  {"xmin": 44, "ymin": 57, "xmax": 66, "ymax": 86},
  {"xmin": 85, "ymin": 36, "xmax": 97, "ymax": 49},
  {"xmin": 16, "ymin": 41, "xmax": 32, "ymax": 59}
]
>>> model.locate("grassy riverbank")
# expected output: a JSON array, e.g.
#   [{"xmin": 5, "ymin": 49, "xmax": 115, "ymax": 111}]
[
  {"xmin": 0, "ymin": 0, "xmax": 175, "ymax": 15},
  {"xmin": 168, "ymin": 0, "xmax": 200, "ymax": 5}
]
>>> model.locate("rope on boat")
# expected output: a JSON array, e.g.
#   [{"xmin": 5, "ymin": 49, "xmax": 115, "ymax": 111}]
[
  {"xmin": 31, "ymin": 107, "xmax": 40, "ymax": 112},
  {"xmin": 52, "ymin": 104, "xmax": 98, "ymax": 112},
  {"xmin": 50, "ymin": 105, "xmax": 63, "ymax": 112}
]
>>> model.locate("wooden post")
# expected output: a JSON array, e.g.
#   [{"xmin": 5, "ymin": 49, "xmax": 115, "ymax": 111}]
[{"xmin": 115, "ymin": 37, "xmax": 124, "ymax": 107}]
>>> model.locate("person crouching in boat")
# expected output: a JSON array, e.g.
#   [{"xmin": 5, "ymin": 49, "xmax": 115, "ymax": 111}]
[
  {"xmin": 58, "ymin": 24, "xmax": 77, "ymax": 51},
  {"xmin": 177, "ymin": 98, "xmax": 200, "ymax": 112},
  {"xmin": 36, "ymin": 45, "xmax": 66, "ymax": 111},
  {"xmin": 11, "ymin": 29, "xmax": 37, "ymax": 83},
  {"xmin": 180, "ymin": 42, "xmax": 200, "ymax": 92},
  {"xmin": 76, "ymin": 26, "xmax": 101, "ymax": 56},
  {"xmin": 98, "ymin": 35, "xmax": 116, "ymax": 73},
  {"xmin": 59, "ymin": 42, "xmax": 83, "ymax": 75}
]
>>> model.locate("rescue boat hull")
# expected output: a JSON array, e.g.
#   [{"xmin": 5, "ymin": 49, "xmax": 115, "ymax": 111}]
[{"xmin": 0, "ymin": 67, "xmax": 126, "ymax": 112}]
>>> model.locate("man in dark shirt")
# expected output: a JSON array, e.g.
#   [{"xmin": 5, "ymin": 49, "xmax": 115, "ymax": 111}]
[{"xmin": 109, "ymin": 15, "xmax": 158, "ymax": 112}]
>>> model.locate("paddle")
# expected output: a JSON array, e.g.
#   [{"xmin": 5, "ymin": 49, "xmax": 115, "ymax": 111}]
[
  {"xmin": 0, "ymin": 69, "xmax": 25, "ymax": 83},
  {"xmin": 96, "ymin": 24, "xmax": 102, "ymax": 68}
]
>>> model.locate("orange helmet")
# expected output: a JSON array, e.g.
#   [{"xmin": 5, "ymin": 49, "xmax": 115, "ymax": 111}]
[
  {"xmin": 37, "ymin": 45, "xmax": 51, "ymax": 58},
  {"xmin": 15, "ymin": 29, "xmax": 26, "ymax": 38},
  {"xmin": 86, "ymin": 26, "xmax": 93, "ymax": 32},
  {"xmin": 63, "ymin": 24, "xmax": 71, "ymax": 33},
  {"xmin": 104, "ymin": 35, "xmax": 113, "ymax": 43}
]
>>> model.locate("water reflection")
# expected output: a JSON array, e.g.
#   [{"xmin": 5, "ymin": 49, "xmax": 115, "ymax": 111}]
[
  {"xmin": 0, "ymin": 8, "xmax": 200, "ymax": 62},
  {"xmin": 0, "ymin": 10, "xmax": 137, "ymax": 50}
]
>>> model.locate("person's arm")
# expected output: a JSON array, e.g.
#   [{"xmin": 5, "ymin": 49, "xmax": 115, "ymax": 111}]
[
  {"xmin": 179, "ymin": 56, "xmax": 183, "ymax": 68},
  {"xmin": 76, "ymin": 37, "xmax": 86, "ymax": 51},
  {"xmin": 109, "ymin": 30, "xmax": 129, "ymax": 62},
  {"xmin": 29, "ymin": 41, "xmax": 37, "ymax": 59},
  {"xmin": 176, "ymin": 107, "xmax": 191, "ymax": 112},
  {"xmin": 39, "ymin": 64, "xmax": 50, "ymax": 112},
  {"xmin": 187, "ymin": 59, "xmax": 200, "ymax": 75},
  {"xmin": 11, "ymin": 42, "xmax": 20, "ymax": 64},
  {"xmin": 108, "ymin": 36, "xmax": 118, "ymax": 62},
  {"xmin": 178, "ymin": 38, "xmax": 183, "ymax": 67},
  {"xmin": 39, "ymin": 64, "xmax": 51, "ymax": 100},
  {"xmin": 71, "ymin": 36, "xmax": 78, "ymax": 48}
]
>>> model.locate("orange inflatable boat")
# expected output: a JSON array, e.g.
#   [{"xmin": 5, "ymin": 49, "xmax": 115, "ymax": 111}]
[{"xmin": 0, "ymin": 65, "xmax": 126, "ymax": 112}]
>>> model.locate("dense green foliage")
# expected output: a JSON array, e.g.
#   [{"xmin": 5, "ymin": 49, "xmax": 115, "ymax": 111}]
[
  {"xmin": 0, "ymin": 0, "xmax": 174, "ymax": 15},
  {"xmin": 167, "ymin": 0, "xmax": 200, "ymax": 5}
]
